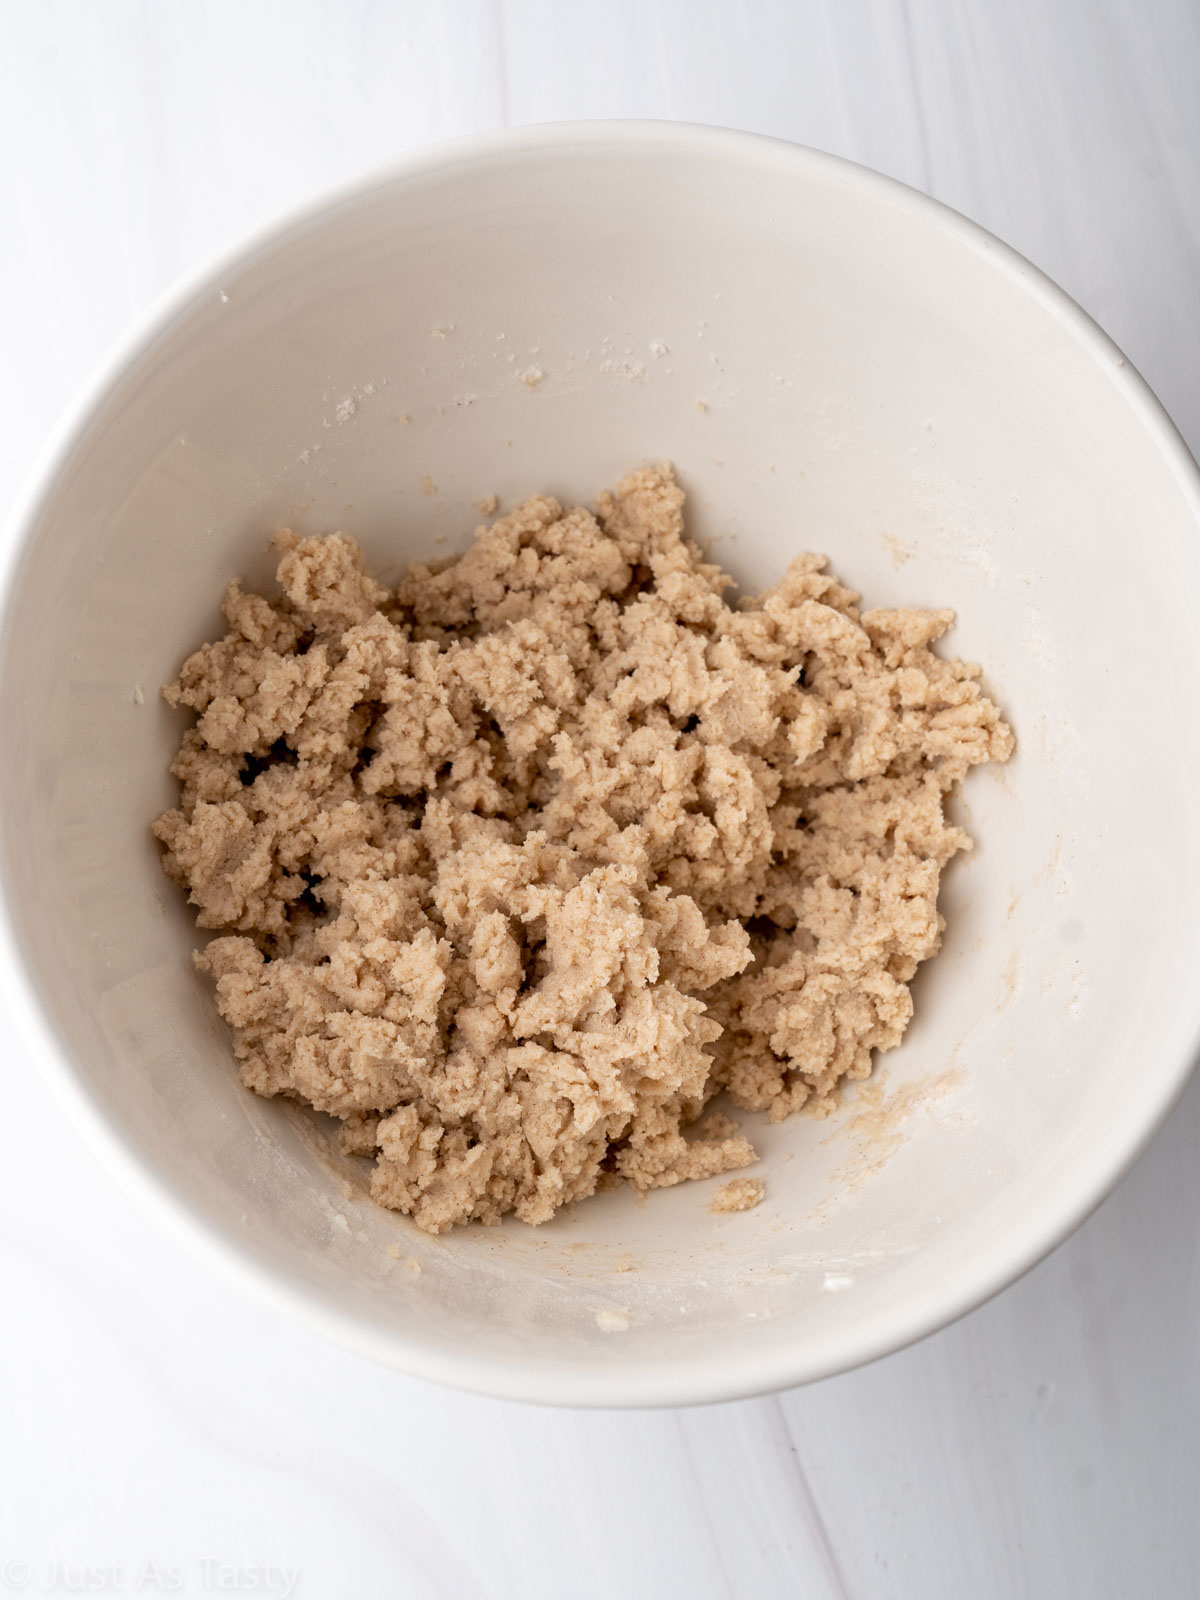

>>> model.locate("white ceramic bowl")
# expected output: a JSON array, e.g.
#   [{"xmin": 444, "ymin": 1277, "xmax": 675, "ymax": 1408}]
[{"xmin": 3, "ymin": 122, "xmax": 1200, "ymax": 1407}]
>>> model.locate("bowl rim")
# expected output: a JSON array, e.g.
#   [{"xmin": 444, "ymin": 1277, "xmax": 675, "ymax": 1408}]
[{"xmin": 3, "ymin": 118, "xmax": 1199, "ymax": 1408}]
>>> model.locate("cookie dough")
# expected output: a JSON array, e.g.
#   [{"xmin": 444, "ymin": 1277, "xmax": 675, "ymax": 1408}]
[
  {"xmin": 154, "ymin": 464, "xmax": 1012, "ymax": 1232},
  {"xmin": 710, "ymin": 1178, "xmax": 767, "ymax": 1214}
]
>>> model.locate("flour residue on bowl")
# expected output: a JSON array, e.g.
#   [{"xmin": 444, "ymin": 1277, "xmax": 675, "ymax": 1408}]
[{"xmin": 818, "ymin": 1064, "xmax": 969, "ymax": 1202}]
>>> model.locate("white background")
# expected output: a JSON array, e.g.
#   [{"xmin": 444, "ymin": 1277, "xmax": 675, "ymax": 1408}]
[{"xmin": 2, "ymin": 3, "xmax": 1199, "ymax": 1597}]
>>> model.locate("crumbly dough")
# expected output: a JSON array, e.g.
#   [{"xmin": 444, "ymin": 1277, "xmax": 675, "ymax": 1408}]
[
  {"xmin": 154, "ymin": 464, "xmax": 1012, "ymax": 1233},
  {"xmin": 710, "ymin": 1178, "xmax": 767, "ymax": 1214}
]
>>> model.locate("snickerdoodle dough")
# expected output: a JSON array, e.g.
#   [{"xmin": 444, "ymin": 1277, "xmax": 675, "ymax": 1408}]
[
  {"xmin": 711, "ymin": 1178, "xmax": 767, "ymax": 1214},
  {"xmin": 154, "ymin": 464, "xmax": 1012, "ymax": 1233}
]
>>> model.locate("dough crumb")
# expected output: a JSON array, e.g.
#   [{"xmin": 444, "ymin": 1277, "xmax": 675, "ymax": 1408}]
[
  {"xmin": 419, "ymin": 473, "xmax": 436, "ymax": 496},
  {"xmin": 473, "ymin": 493, "xmax": 499, "ymax": 516},
  {"xmin": 711, "ymin": 1177, "xmax": 766, "ymax": 1213},
  {"xmin": 695, "ymin": 399, "xmax": 709, "ymax": 412},
  {"xmin": 386, "ymin": 1244, "xmax": 423, "ymax": 1272},
  {"xmin": 596, "ymin": 1309, "xmax": 631, "ymax": 1333},
  {"xmin": 154, "ymin": 463, "xmax": 1012, "ymax": 1234},
  {"xmin": 334, "ymin": 396, "xmax": 356, "ymax": 424},
  {"xmin": 518, "ymin": 367, "xmax": 546, "ymax": 388}
]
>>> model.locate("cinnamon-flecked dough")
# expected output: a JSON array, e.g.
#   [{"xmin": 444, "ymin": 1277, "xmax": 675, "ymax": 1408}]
[
  {"xmin": 154, "ymin": 464, "xmax": 1013, "ymax": 1233},
  {"xmin": 710, "ymin": 1177, "xmax": 767, "ymax": 1214}
]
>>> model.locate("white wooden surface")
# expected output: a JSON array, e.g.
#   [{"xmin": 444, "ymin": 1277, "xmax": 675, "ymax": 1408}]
[{"xmin": 2, "ymin": 4, "xmax": 1199, "ymax": 1596}]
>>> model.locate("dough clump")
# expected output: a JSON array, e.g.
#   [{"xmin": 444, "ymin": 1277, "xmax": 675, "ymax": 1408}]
[
  {"xmin": 710, "ymin": 1178, "xmax": 767, "ymax": 1214},
  {"xmin": 154, "ymin": 464, "xmax": 1012, "ymax": 1232}
]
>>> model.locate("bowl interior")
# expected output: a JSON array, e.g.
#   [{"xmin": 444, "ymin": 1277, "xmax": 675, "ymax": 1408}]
[{"xmin": 4, "ymin": 126, "xmax": 1200, "ymax": 1404}]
